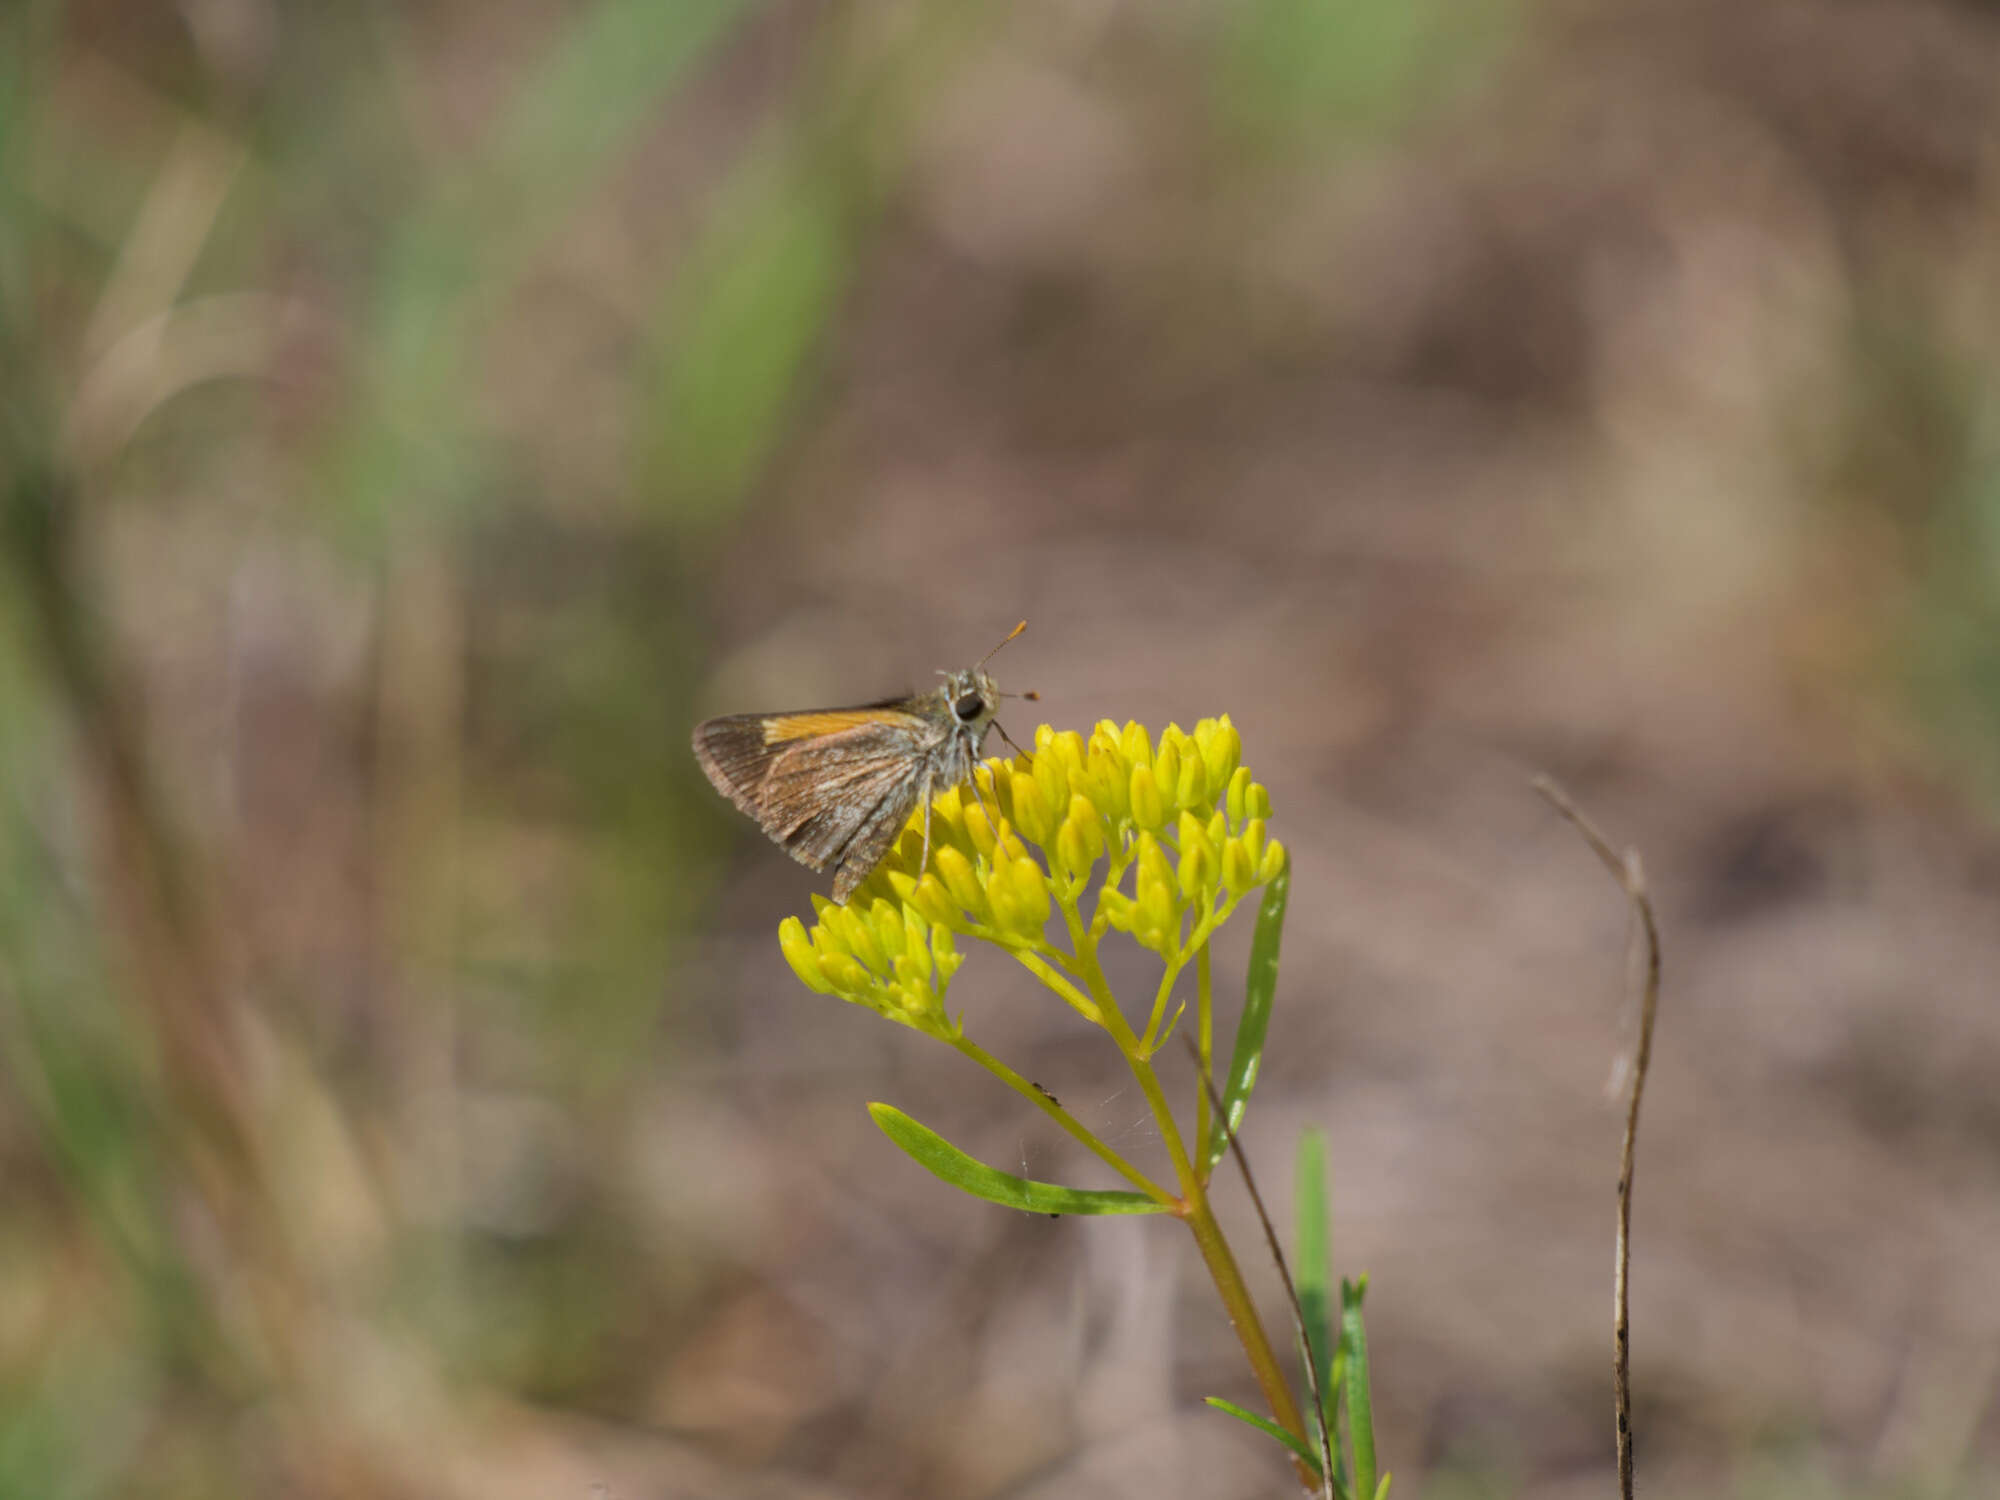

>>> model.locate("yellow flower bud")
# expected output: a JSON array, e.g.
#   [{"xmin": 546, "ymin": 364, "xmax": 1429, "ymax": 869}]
[
  {"xmin": 930, "ymin": 924, "xmax": 963, "ymax": 983},
  {"xmin": 1197, "ymin": 717, "xmax": 1241, "ymax": 794},
  {"xmin": 1221, "ymin": 837, "xmax": 1256, "ymax": 897},
  {"xmin": 932, "ymin": 845, "xmax": 988, "ymax": 918},
  {"xmin": 902, "ymin": 907, "xmax": 931, "ymax": 981},
  {"xmin": 1008, "ymin": 768, "xmax": 1053, "ymax": 845},
  {"xmin": 1009, "ymin": 855, "xmax": 1051, "ymax": 930},
  {"xmin": 1097, "ymin": 886, "xmax": 1137, "ymax": 933},
  {"xmin": 1090, "ymin": 751, "xmax": 1131, "ymax": 824},
  {"xmin": 1065, "ymin": 794, "xmax": 1105, "ymax": 856},
  {"xmin": 1258, "ymin": 838, "xmax": 1288, "ymax": 884},
  {"xmin": 962, "ymin": 798, "xmax": 999, "ymax": 858},
  {"xmin": 1226, "ymin": 765, "xmax": 1252, "ymax": 825},
  {"xmin": 1177, "ymin": 748, "xmax": 1209, "ymax": 811},
  {"xmin": 1120, "ymin": 721, "xmax": 1153, "ymax": 767},
  {"xmin": 819, "ymin": 952, "xmax": 870, "ymax": 994},
  {"xmin": 1241, "ymin": 817, "xmax": 1266, "ymax": 871},
  {"xmin": 985, "ymin": 860, "xmax": 1025, "ymax": 936},
  {"xmin": 911, "ymin": 872, "xmax": 959, "ymax": 927},
  {"xmin": 996, "ymin": 826, "xmax": 1033, "ymax": 867},
  {"xmin": 898, "ymin": 824, "xmax": 930, "ymax": 874},
  {"xmin": 1206, "ymin": 810, "xmax": 1228, "ymax": 848},
  {"xmin": 900, "ymin": 982, "xmax": 943, "ymax": 1023},
  {"xmin": 1177, "ymin": 808, "xmax": 1209, "ymax": 853},
  {"xmin": 1056, "ymin": 818, "xmax": 1094, "ymax": 883},
  {"xmin": 1153, "ymin": 738, "xmax": 1182, "ymax": 810},
  {"xmin": 1134, "ymin": 907, "xmax": 1176, "ymax": 959},
  {"xmin": 1033, "ymin": 738, "xmax": 1072, "ymax": 822},
  {"xmin": 1248, "ymin": 781, "xmax": 1273, "ymax": 820},
  {"xmin": 1177, "ymin": 810, "xmax": 1216, "ymax": 900},
  {"xmin": 1130, "ymin": 764, "xmax": 1166, "ymax": 831},
  {"xmin": 1180, "ymin": 836, "xmax": 1216, "ymax": 902},
  {"xmin": 868, "ymin": 898, "xmax": 906, "ymax": 961},
  {"xmin": 974, "ymin": 763, "xmax": 1008, "ymax": 825},
  {"xmin": 1135, "ymin": 833, "xmax": 1178, "ymax": 935},
  {"xmin": 779, "ymin": 917, "xmax": 834, "ymax": 994},
  {"xmin": 822, "ymin": 905, "xmax": 875, "ymax": 973}
]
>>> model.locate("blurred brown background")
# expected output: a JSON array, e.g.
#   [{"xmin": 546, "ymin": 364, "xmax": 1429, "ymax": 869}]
[{"xmin": 3, "ymin": 1, "xmax": 1999, "ymax": 1496}]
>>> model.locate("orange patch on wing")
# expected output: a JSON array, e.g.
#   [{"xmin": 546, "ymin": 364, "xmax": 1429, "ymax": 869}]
[{"xmin": 762, "ymin": 710, "xmax": 914, "ymax": 744}]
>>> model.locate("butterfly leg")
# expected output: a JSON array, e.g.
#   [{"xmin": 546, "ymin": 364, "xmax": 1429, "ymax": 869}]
[
  {"xmin": 918, "ymin": 772, "xmax": 935, "ymax": 879},
  {"xmin": 969, "ymin": 768, "xmax": 999, "ymax": 839}
]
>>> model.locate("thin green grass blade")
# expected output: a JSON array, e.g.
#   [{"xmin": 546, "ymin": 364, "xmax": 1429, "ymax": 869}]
[
  {"xmin": 868, "ymin": 1104, "xmax": 1171, "ymax": 1216},
  {"xmin": 1295, "ymin": 1129, "xmax": 1337, "ymax": 1442},
  {"xmin": 1342, "ymin": 1275, "xmax": 1380, "ymax": 1500},
  {"xmin": 1208, "ymin": 863, "xmax": 1290, "ymax": 1173},
  {"xmin": 1203, "ymin": 1398, "xmax": 1324, "ymax": 1477}
]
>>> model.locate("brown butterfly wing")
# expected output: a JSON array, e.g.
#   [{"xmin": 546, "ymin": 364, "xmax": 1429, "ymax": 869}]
[
  {"xmin": 693, "ymin": 707, "xmax": 937, "ymax": 900},
  {"xmin": 769, "ymin": 751, "xmax": 926, "ymax": 900},
  {"xmin": 692, "ymin": 715, "xmax": 784, "ymax": 819}
]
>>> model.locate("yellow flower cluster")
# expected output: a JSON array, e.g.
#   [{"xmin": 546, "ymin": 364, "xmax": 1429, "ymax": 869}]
[{"xmin": 778, "ymin": 717, "xmax": 1285, "ymax": 1036}]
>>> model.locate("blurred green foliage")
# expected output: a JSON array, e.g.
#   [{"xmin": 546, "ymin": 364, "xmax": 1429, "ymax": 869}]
[{"xmin": 1214, "ymin": 0, "xmax": 1510, "ymax": 150}]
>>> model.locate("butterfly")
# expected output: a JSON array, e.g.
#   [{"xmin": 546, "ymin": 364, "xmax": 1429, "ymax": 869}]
[{"xmin": 693, "ymin": 623, "xmax": 1035, "ymax": 901}]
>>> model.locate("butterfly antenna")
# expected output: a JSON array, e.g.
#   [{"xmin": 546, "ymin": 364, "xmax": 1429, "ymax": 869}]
[{"xmin": 977, "ymin": 620, "xmax": 1028, "ymax": 670}]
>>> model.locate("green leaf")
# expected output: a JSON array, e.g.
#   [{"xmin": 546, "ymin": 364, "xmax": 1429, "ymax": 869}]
[
  {"xmin": 1205, "ymin": 1397, "xmax": 1355, "ymax": 1500},
  {"xmin": 868, "ymin": 1104, "xmax": 1172, "ymax": 1216},
  {"xmin": 1208, "ymin": 864, "xmax": 1290, "ymax": 1173},
  {"xmin": 1295, "ymin": 1129, "xmax": 1337, "ymax": 1443},
  {"xmin": 1342, "ymin": 1276, "xmax": 1379, "ymax": 1500},
  {"xmin": 1202, "ymin": 1397, "xmax": 1324, "ymax": 1476}
]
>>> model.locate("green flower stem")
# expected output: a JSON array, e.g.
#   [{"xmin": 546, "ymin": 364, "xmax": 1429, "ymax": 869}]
[
  {"xmin": 1071, "ymin": 931, "xmax": 1312, "ymax": 1465},
  {"xmin": 1059, "ymin": 903, "xmax": 1129, "ymax": 1035},
  {"xmin": 949, "ymin": 1034, "xmax": 1175, "ymax": 1206},
  {"xmin": 975, "ymin": 936, "xmax": 1097, "ymax": 1022},
  {"xmin": 1181, "ymin": 1159, "xmax": 1316, "ymax": 1487},
  {"xmin": 1194, "ymin": 941, "xmax": 1214, "ymax": 1177},
  {"xmin": 1141, "ymin": 955, "xmax": 1185, "ymax": 1054}
]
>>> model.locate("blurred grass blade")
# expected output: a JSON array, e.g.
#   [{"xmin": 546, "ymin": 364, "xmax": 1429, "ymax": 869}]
[
  {"xmin": 644, "ymin": 168, "xmax": 851, "ymax": 521},
  {"xmin": 1208, "ymin": 863, "xmax": 1290, "ymax": 1173},
  {"xmin": 1295, "ymin": 1129, "xmax": 1337, "ymax": 1444},
  {"xmin": 1341, "ymin": 1275, "xmax": 1381, "ymax": 1500},
  {"xmin": 338, "ymin": 0, "xmax": 756, "ymax": 536},
  {"xmin": 1216, "ymin": 0, "xmax": 1511, "ymax": 151},
  {"xmin": 1203, "ymin": 1397, "xmax": 1330, "ymax": 1482},
  {"xmin": 490, "ymin": 0, "xmax": 749, "ymax": 200},
  {"xmin": 868, "ymin": 1103, "xmax": 1171, "ymax": 1216}
]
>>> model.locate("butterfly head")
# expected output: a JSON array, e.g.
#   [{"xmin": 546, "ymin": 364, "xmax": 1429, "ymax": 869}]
[{"xmin": 939, "ymin": 668, "xmax": 1002, "ymax": 739}]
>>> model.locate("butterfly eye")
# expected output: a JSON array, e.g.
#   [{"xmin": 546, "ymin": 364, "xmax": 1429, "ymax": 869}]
[{"xmin": 954, "ymin": 693, "xmax": 984, "ymax": 722}]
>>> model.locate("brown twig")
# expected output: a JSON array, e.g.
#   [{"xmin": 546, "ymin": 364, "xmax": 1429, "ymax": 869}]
[
  {"xmin": 1183, "ymin": 1034, "xmax": 1337, "ymax": 1500},
  {"xmin": 1533, "ymin": 777, "xmax": 1660, "ymax": 1500}
]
